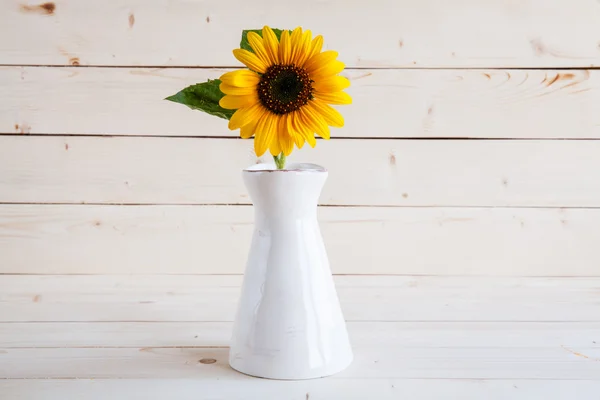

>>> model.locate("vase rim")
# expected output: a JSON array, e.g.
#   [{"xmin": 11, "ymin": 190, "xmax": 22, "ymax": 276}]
[{"xmin": 244, "ymin": 163, "xmax": 327, "ymax": 173}]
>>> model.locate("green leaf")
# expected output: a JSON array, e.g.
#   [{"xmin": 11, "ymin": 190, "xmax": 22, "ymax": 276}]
[
  {"xmin": 164, "ymin": 79, "xmax": 234, "ymax": 120},
  {"xmin": 240, "ymin": 28, "xmax": 288, "ymax": 53}
]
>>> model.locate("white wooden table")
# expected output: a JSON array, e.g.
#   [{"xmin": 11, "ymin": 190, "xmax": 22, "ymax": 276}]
[{"xmin": 1, "ymin": 274, "xmax": 599, "ymax": 399}]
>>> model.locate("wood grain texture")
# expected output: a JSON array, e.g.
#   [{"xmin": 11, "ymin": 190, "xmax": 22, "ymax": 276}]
[
  {"xmin": 3, "ymin": 0, "xmax": 599, "ymax": 394},
  {"xmin": 1, "ymin": 136, "xmax": 599, "ymax": 207},
  {"xmin": 2, "ymin": 321, "xmax": 598, "ymax": 348},
  {"xmin": 1, "ymin": 275, "xmax": 598, "ymax": 322},
  {"xmin": 3, "ymin": 0, "xmax": 600, "ymax": 67},
  {"xmin": 2, "ymin": 67, "xmax": 597, "ymax": 138},
  {"xmin": 1, "ymin": 205, "xmax": 598, "ymax": 276},
  {"xmin": 3, "ymin": 379, "xmax": 600, "ymax": 400},
  {"xmin": 1, "ymin": 346, "xmax": 599, "ymax": 379}
]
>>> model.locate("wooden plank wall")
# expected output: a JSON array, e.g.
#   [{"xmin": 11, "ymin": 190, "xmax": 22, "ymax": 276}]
[
  {"xmin": 2, "ymin": 0, "xmax": 600, "ymax": 393},
  {"xmin": 2, "ymin": 0, "xmax": 600, "ymax": 277}
]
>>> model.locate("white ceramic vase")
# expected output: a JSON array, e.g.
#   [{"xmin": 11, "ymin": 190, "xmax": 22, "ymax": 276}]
[{"xmin": 228, "ymin": 163, "xmax": 353, "ymax": 380}]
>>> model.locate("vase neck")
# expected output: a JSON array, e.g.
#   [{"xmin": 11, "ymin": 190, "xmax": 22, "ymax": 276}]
[{"xmin": 243, "ymin": 164, "xmax": 327, "ymax": 220}]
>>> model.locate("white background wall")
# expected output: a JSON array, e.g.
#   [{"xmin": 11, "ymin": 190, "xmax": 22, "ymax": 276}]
[{"xmin": 2, "ymin": 0, "xmax": 600, "ymax": 277}]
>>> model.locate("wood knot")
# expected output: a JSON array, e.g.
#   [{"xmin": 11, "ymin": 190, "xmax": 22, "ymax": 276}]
[
  {"xmin": 15, "ymin": 123, "xmax": 31, "ymax": 134},
  {"xmin": 128, "ymin": 13, "xmax": 135, "ymax": 28},
  {"xmin": 70, "ymin": 57, "xmax": 80, "ymax": 66},
  {"xmin": 402, "ymin": 193, "xmax": 408, "ymax": 198},
  {"xmin": 20, "ymin": 2, "xmax": 55, "ymax": 15},
  {"xmin": 206, "ymin": 16, "xmax": 210, "ymax": 23},
  {"xmin": 389, "ymin": 153, "xmax": 396, "ymax": 166},
  {"xmin": 199, "ymin": 358, "xmax": 217, "ymax": 364},
  {"xmin": 559, "ymin": 73, "xmax": 575, "ymax": 81},
  {"xmin": 530, "ymin": 38, "xmax": 546, "ymax": 56}
]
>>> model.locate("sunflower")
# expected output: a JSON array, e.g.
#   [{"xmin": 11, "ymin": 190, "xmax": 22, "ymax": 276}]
[{"xmin": 218, "ymin": 26, "xmax": 351, "ymax": 158}]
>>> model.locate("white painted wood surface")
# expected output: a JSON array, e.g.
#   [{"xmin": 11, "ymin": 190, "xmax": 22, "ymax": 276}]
[
  {"xmin": 2, "ymin": 0, "xmax": 599, "ymax": 396},
  {"xmin": 2, "ymin": 67, "xmax": 597, "ymax": 138},
  {"xmin": 1, "ymin": 204, "xmax": 598, "ymax": 276},
  {"xmin": 3, "ymin": 0, "xmax": 600, "ymax": 67},
  {"xmin": 0, "ymin": 275, "xmax": 598, "ymax": 395},
  {"xmin": 0, "ymin": 321, "xmax": 600, "ymax": 349},
  {"xmin": 3, "ymin": 379, "xmax": 600, "ymax": 400},
  {"xmin": 2, "ymin": 136, "xmax": 600, "ymax": 207},
  {"xmin": 3, "ymin": 321, "xmax": 598, "ymax": 348},
  {"xmin": 1, "ymin": 275, "xmax": 598, "ymax": 322},
  {"xmin": 2, "ymin": 346, "xmax": 599, "ymax": 379}
]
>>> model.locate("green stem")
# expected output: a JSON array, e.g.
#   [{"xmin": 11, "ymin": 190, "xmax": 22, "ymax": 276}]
[{"xmin": 273, "ymin": 153, "xmax": 286, "ymax": 170}]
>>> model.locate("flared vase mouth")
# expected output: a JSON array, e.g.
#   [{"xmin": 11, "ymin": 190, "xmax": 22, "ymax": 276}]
[{"xmin": 244, "ymin": 163, "xmax": 327, "ymax": 173}]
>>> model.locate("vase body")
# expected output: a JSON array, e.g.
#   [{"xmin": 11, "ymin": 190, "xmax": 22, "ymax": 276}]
[{"xmin": 229, "ymin": 163, "xmax": 353, "ymax": 380}]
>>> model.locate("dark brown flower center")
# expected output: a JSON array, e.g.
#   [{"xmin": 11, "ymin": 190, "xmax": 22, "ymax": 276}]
[{"xmin": 258, "ymin": 64, "xmax": 313, "ymax": 115}]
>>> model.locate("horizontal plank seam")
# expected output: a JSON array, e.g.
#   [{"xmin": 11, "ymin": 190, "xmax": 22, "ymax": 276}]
[
  {"xmin": 0, "ymin": 202, "xmax": 598, "ymax": 209},
  {"xmin": 3, "ymin": 64, "xmax": 600, "ymax": 71},
  {"xmin": 1, "ymin": 273, "xmax": 598, "ymax": 278},
  {"xmin": 0, "ymin": 346, "xmax": 226, "ymax": 349},
  {"xmin": 1, "ymin": 346, "xmax": 597, "ymax": 350},
  {"xmin": 0, "ymin": 203, "xmax": 595, "ymax": 212},
  {"xmin": 2, "ymin": 204, "xmax": 599, "ymax": 209},
  {"xmin": 0, "ymin": 321, "xmax": 595, "ymax": 324},
  {"xmin": 2, "ymin": 133, "xmax": 600, "ymax": 141},
  {"xmin": 1, "ymin": 377, "xmax": 596, "ymax": 381},
  {"xmin": 1, "ymin": 320, "xmax": 598, "ymax": 324}
]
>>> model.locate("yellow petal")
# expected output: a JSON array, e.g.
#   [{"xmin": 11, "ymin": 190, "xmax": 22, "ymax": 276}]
[
  {"xmin": 278, "ymin": 114, "xmax": 294, "ymax": 156},
  {"xmin": 240, "ymin": 119, "xmax": 258, "ymax": 139},
  {"xmin": 293, "ymin": 112, "xmax": 317, "ymax": 147},
  {"xmin": 310, "ymin": 60, "xmax": 345, "ymax": 80},
  {"xmin": 314, "ymin": 91, "xmax": 352, "ymax": 105},
  {"xmin": 310, "ymin": 99, "xmax": 344, "ymax": 127},
  {"xmin": 304, "ymin": 50, "xmax": 339, "ymax": 74},
  {"xmin": 269, "ymin": 133, "xmax": 282, "ymax": 156},
  {"xmin": 233, "ymin": 49, "xmax": 267, "ymax": 73},
  {"xmin": 255, "ymin": 113, "xmax": 278, "ymax": 157},
  {"xmin": 219, "ymin": 83, "xmax": 257, "ymax": 96},
  {"xmin": 301, "ymin": 105, "xmax": 330, "ymax": 140},
  {"xmin": 308, "ymin": 35, "xmax": 324, "ymax": 60},
  {"xmin": 219, "ymin": 94, "xmax": 258, "ymax": 110},
  {"xmin": 262, "ymin": 26, "xmax": 280, "ymax": 64},
  {"xmin": 289, "ymin": 27, "xmax": 303, "ymax": 65},
  {"xmin": 288, "ymin": 112, "xmax": 305, "ymax": 149},
  {"xmin": 279, "ymin": 30, "xmax": 292, "ymax": 65},
  {"xmin": 247, "ymin": 31, "xmax": 271, "ymax": 65},
  {"xmin": 294, "ymin": 30, "xmax": 313, "ymax": 67},
  {"xmin": 313, "ymin": 75, "xmax": 351, "ymax": 92},
  {"xmin": 228, "ymin": 103, "xmax": 266, "ymax": 130},
  {"xmin": 219, "ymin": 70, "xmax": 260, "ymax": 87}
]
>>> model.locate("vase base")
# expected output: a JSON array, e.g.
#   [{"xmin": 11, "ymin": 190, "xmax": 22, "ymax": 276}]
[{"xmin": 229, "ymin": 351, "xmax": 353, "ymax": 380}]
